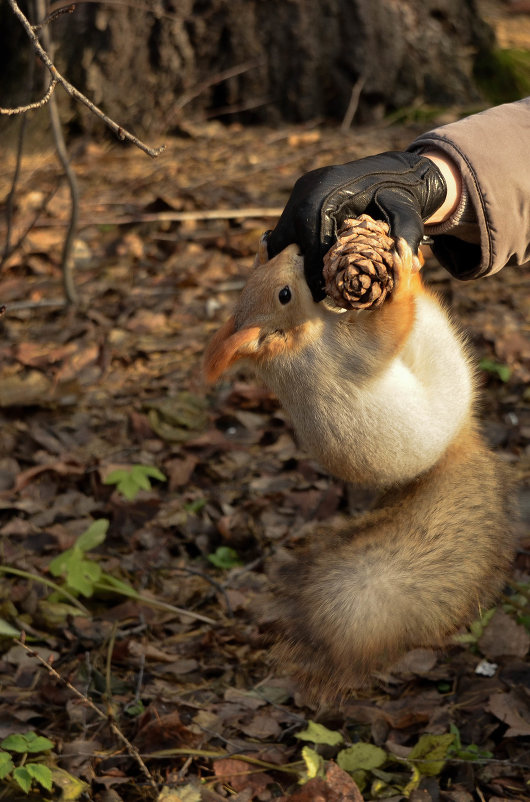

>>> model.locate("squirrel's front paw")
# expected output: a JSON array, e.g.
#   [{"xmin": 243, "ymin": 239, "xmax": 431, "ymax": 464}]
[{"xmin": 392, "ymin": 238, "xmax": 423, "ymax": 295}]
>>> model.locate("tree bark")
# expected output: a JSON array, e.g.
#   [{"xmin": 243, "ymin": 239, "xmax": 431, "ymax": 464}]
[{"xmin": 0, "ymin": 0, "xmax": 494, "ymax": 135}]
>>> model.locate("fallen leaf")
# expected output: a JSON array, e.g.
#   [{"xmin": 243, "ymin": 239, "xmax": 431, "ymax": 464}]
[
  {"xmin": 487, "ymin": 690, "xmax": 530, "ymax": 737},
  {"xmin": 239, "ymin": 712, "xmax": 281, "ymax": 740},
  {"xmin": 213, "ymin": 757, "xmax": 273, "ymax": 794},
  {"xmin": 478, "ymin": 609, "xmax": 530, "ymax": 659}
]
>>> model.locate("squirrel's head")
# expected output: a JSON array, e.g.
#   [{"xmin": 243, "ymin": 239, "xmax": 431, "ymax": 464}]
[{"xmin": 204, "ymin": 244, "xmax": 323, "ymax": 383}]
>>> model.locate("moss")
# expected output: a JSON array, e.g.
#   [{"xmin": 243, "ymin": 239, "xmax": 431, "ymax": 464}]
[{"xmin": 473, "ymin": 47, "xmax": 530, "ymax": 105}]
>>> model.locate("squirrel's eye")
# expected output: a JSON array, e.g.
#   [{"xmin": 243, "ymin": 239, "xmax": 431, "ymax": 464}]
[{"xmin": 278, "ymin": 286, "xmax": 292, "ymax": 305}]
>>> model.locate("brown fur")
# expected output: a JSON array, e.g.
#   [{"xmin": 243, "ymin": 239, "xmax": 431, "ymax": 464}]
[
  {"xmin": 204, "ymin": 240, "xmax": 516, "ymax": 700},
  {"xmin": 271, "ymin": 423, "xmax": 514, "ymax": 700}
]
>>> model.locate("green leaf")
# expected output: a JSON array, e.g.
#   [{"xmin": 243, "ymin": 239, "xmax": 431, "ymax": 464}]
[
  {"xmin": 2, "ymin": 733, "xmax": 28, "ymax": 752},
  {"xmin": 49, "ymin": 546, "xmax": 76, "ymax": 577},
  {"xmin": 38, "ymin": 600, "xmax": 90, "ymax": 626},
  {"xmin": 104, "ymin": 465, "xmax": 166, "ymax": 501},
  {"xmin": 49, "ymin": 545, "xmax": 103, "ymax": 593},
  {"xmin": 408, "ymin": 733, "xmax": 455, "ymax": 776},
  {"xmin": 103, "ymin": 469, "xmax": 131, "ymax": 485},
  {"xmin": 2, "ymin": 732, "xmax": 54, "ymax": 754},
  {"xmin": 336, "ymin": 742, "xmax": 387, "ymax": 772},
  {"xmin": 184, "ymin": 498, "xmax": 207, "ymax": 514},
  {"xmin": 295, "ymin": 720, "xmax": 343, "ymax": 747},
  {"xmin": 98, "ymin": 573, "xmax": 139, "ymax": 598},
  {"xmin": 301, "ymin": 746, "xmax": 325, "ymax": 781},
  {"xmin": 76, "ymin": 519, "xmax": 109, "ymax": 552},
  {"xmin": 119, "ymin": 474, "xmax": 141, "ymax": 500},
  {"xmin": 207, "ymin": 546, "xmax": 243, "ymax": 569},
  {"xmin": 124, "ymin": 699, "xmax": 145, "ymax": 717},
  {"xmin": 62, "ymin": 556, "xmax": 101, "ymax": 597},
  {"xmin": 135, "ymin": 464, "xmax": 166, "ymax": 482},
  {"xmin": 0, "ymin": 750, "xmax": 15, "ymax": 779},
  {"xmin": 130, "ymin": 464, "xmax": 166, "ymax": 489},
  {"xmin": 130, "ymin": 467, "xmax": 152, "ymax": 491},
  {"xmin": 26, "ymin": 763, "xmax": 53, "ymax": 790},
  {"xmin": 479, "ymin": 358, "xmax": 511, "ymax": 383},
  {"xmin": 104, "ymin": 470, "xmax": 140, "ymax": 500},
  {"xmin": 448, "ymin": 724, "xmax": 492, "ymax": 761},
  {"xmin": 0, "ymin": 618, "xmax": 20, "ymax": 637},
  {"xmin": 22, "ymin": 733, "xmax": 54, "ymax": 754},
  {"xmin": 13, "ymin": 765, "xmax": 32, "ymax": 793}
]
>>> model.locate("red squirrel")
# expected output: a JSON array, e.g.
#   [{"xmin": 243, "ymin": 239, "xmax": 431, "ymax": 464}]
[{"xmin": 204, "ymin": 238, "xmax": 515, "ymax": 698}]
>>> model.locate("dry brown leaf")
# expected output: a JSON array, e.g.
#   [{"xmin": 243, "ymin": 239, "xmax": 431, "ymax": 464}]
[
  {"xmin": 212, "ymin": 758, "xmax": 273, "ymax": 794},
  {"xmin": 478, "ymin": 609, "xmax": 530, "ymax": 659},
  {"xmin": 487, "ymin": 690, "xmax": 530, "ymax": 737},
  {"xmin": 239, "ymin": 712, "xmax": 281, "ymax": 740},
  {"xmin": 134, "ymin": 709, "xmax": 202, "ymax": 751}
]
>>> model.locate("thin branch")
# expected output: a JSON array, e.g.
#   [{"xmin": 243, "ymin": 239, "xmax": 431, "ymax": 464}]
[
  {"xmin": 50, "ymin": 0, "xmax": 182, "ymax": 23},
  {"xmin": 36, "ymin": 0, "xmax": 78, "ymax": 304},
  {"xmin": 341, "ymin": 74, "xmax": 366, "ymax": 132},
  {"xmin": 14, "ymin": 634, "xmax": 157, "ymax": 790},
  {"xmin": 0, "ymin": 78, "xmax": 58, "ymax": 115},
  {"xmin": 5, "ymin": 299, "xmax": 67, "ymax": 311},
  {"xmin": 33, "ymin": 2, "xmax": 75, "ymax": 30},
  {"xmin": 35, "ymin": 205, "xmax": 285, "ymax": 229},
  {"xmin": 1, "ymin": 45, "xmax": 35, "ymax": 272},
  {"xmin": 171, "ymin": 60, "xmax": 261, "ymax": 116},
  {"xmin": 7, "ymin": 0, "xmax": 165, "ymax": 158},
  {"xmin": 2, "ymin": 181, "xmax": 60, "ymax": 267}
]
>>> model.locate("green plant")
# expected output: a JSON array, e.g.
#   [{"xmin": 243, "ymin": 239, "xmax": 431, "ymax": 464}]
[
  {"xmin": 1, "ymin": 519, "xmax": 215, "ymax": 638},
  {"xmin": 48, "ymin": 519, "xmax": 136, "ymax": 599},
  {"xmin": 453, "ymin": 607, "xmax": 496, "ymax": 646},
  {"xmin": 292, "ymin": 719, "xmax": 495, "ymax": 797},
  {"xmin": 474, "ymin": 47, "xmax": 530, "ymax": 105},
  {"xmin": 0, "ymin": 732, "xmax": 53, "ymax": 794},
  {"xmin": 479, "ymin": 358, "xmax": 511, "ymax": 383},
  {"xmin": 448, "ymin": 724, "xmax": 493, "ymax": 762},
  {"xmin": 45, "ymin": 519, "xmax": 214, "ymax": 624},
  {"xmin": 207, "ymin": 546, "xmax": 242, "ymax": 569},
  {"xmin": 103, "ymin": 464, "xmax": 166, "ymax": 501}
]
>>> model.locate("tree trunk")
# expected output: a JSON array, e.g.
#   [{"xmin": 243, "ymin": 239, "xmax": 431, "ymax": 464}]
[{"xmin": 1, "ymin": 0, "xmax": 494, "ymax": 136}]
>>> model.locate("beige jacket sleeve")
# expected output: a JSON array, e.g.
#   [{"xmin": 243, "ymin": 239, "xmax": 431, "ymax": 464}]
[{"xmin": 407, "ymin": 96, "xmax": 530, "ymax": 279}]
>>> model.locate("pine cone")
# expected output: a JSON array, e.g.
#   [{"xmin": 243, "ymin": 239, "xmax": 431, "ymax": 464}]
[{"xmin": 323, "ymin": 215, "xmax": 395, "ymax": 310}]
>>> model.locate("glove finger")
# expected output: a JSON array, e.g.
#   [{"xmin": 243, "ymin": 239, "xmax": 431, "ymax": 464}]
[
  {"xmin": 266, "ymin": 207, "xmax": 297, "ymax": 258},
  {"xmin": 373, "ymin": 188, "xmax": 424, "ymax": 254}
]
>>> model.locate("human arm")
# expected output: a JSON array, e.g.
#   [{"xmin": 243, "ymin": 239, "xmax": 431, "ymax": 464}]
[
  {"xmin": 407, "ymin": 96, "xmax": 530, "ymax": 279},
  {"xmin": 267, "ymin": 97, "xmax": 530, "ymax": 294}
]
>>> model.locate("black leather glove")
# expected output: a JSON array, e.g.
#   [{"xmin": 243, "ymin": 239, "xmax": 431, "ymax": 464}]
[{"xmin": 266, "ymin": 151, "xmax": 447, "ymax": 301}]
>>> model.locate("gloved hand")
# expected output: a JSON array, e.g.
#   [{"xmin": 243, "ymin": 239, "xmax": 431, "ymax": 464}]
[{"xmin": 266, "ymin": 151, "xmax": 447, "ymax": 301}]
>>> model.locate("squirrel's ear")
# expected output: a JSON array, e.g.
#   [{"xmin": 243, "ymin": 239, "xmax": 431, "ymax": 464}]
[{"xmin": 203, "ymin": 316, "xmax": 261, "ymax": 383}]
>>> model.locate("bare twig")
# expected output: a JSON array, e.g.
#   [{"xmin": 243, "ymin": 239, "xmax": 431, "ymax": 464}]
[
  {"xmin": 171, "ymin": 60, "xmax": 261, "ymax": 117},
  {"xmin": 1, "ymin": 32, "xmax": 37, "ymax": 272},
  {"xmin": 0, "ymin": 78, "xmax": 58, "ymax": 115},
  {"xmin": 36, "ymin": 205, "xmax": 284, "ymax": 229},
  {"xmin": 341, "ymin": 74, "xmax": 366, "ymax": 132},
  {"xmin": 33, "ymin": 2, "xmax": 75, "ymax": 30},
  {"xmin": 4, "ymin": 298, "xmax": 67, "ymax": 311},
  {"xmin": 6, "ymin": 0, "xmax": 165, "ymax": 158},
  {"xmin": 2, "ymin": 181, "xmax": 60, "ymax": 267},
  {"xmin": 36, "ymin": 0, "xmax": 79, "ymax": 304},
  {"xmin": 14, "ymin": 634, "xmax": 157, "ymax": 789},
  {"xmin": 50, "ymin": 0, "xmax": 182, "ymax": 22}
]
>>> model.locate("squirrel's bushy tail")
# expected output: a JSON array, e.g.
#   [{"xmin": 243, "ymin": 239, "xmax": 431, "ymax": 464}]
[{"xmin": 272, "ymin": 425, "xmax": 515, "ymax": 699}]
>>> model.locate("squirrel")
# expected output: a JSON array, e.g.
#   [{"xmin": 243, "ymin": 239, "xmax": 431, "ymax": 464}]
[{"xmin": 204, "ymin": 236, "xmax": 515, "ymax": 699}]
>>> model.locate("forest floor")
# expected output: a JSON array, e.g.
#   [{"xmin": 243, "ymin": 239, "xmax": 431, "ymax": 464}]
[{"xmin": 0, "ymin": 91, "xmax": 529, "ymax": 802}]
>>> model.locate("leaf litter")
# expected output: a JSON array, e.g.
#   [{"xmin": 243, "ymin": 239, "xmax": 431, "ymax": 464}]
[{"xmin": 0, "ymin": 117, "xmax": 528, "ymax": 801}]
